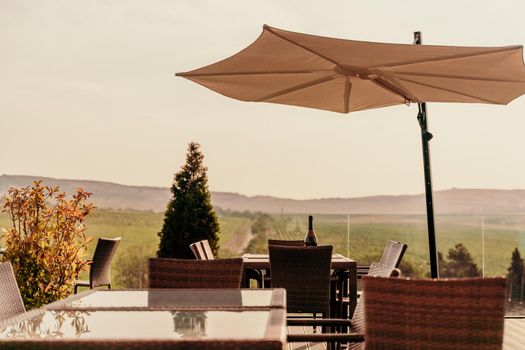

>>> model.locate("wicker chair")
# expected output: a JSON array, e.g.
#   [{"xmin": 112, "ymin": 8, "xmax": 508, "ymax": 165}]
[
  {"xmin": 287, "ymin": 263, "xmax": 400, "ymax": 349},
  {"xmin": 379, "ymin": 240, "xmax": 408, "ymax": 268},
  {"xmin": 74, "ymin": 237, "xmax": 121, "ymax": 294},
  {"xmin": 269, "ymin": 245, "xmax": 333, "ymax": 318},
  {"xmin": 267, "ymin": 239, "xmax": 305, "ymax": 247},
  {"xmin": 0, "ymin": 262, "xmax": 26, "ymax": 320},
  {"xmin": 147, "ymin": 258, "xmax": 244, "ymax": 289},
  {"xmin": 363, "ymin": 276, "xmax": 507, "ymax": 350},
  {"xmin": 357, "ymin": 240, "xmax": 407, "ymax": 278},
  {"xmin": 263, "ymin": 239, "xmax": 305, "ymax": 288}
]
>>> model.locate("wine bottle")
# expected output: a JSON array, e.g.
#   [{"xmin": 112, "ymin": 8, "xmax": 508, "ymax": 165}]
[{"xmin": 304, "ymin": 215, "xmax": 318, "ymax": 246}]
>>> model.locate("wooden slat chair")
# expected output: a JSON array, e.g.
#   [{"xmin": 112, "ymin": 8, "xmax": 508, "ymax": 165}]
[
  {"xmin": 363, "ymin": 276, "xmax": 507, "ymax": 350},
  {"xmin": 0, "ymin": 262, "xmax": 26, "ymax": 320},
  {"xmin": 147, "ymin": 257, "xmax": 244, "ymax": 289},
  {"xmin": 199, "ymin": 240, "xmax": 215, "ymax": 260},
  {"xmin": 189, "ymin": 240, "xmax": 207, "ymax": 260},
  {"xmin": 189, "ymin": 239, "xmax": 262, "ymax": 288},
  {"xmin": 74, "ymin": 237, "xmax": 121, "ymax": 294}
]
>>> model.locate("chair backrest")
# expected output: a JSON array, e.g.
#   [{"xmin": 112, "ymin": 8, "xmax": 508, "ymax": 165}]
[
  {"xmin": 379, "ymin": 240, "xmax": 407, "ymax": 268},
  {"xmin": 349, "ymin": 263, "xmax": 400, "ymax": 341},
  {"xmin": 189, "ymin": 241, "xmax": 206, "ymax": 260},
  {"xmin": 0, "ymin": 262, "xmax": 26, "ymax": 320},
  {"xmin": 90, "ymin": 237, "xmax": 121, "ymax": 287},
  {"xmin": 189, "ymin": 240, "xmax": 215, "ymax": 260},
  {"xmin": 147, "ymin": 258, "xmax": 243, "ymax": 289},
  {"xmin": 363, "ymin": 276, "xmax": 507, "ymax": 350},
  {"xmin": 367, "ymin": 261, "xmax": 401, "ymax": 277},
  {"xmin": 269, "ymin": 245, "xmax": 332, "ymax": 315},
  {"xmin": 267, "ymin": 239, "xmax": 304, "ymax": 247},
  {"xmin": 199, "ymin": 240, "xmax": 215, "ymax": 260}
]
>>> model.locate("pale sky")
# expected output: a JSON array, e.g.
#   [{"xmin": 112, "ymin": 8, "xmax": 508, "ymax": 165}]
[{"xmin": 1, "ymin": 0, "xmax": 525, "ymax": 199}]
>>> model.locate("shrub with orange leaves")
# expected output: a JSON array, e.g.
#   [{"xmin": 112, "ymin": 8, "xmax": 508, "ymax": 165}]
[{"xmin": 1, "ymin": 181, "xmax": 94, "ymax": 309}]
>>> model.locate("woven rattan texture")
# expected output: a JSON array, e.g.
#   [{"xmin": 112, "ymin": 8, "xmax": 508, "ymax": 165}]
[
  {"xmin": 269, "ymin": 245, "xmax": 332, "ymax": 315},
  {"xmin": 147, "ymin": 258, "xmax": 243, "ymax": 289},
  {"xmin": 378, "ymin": 240, "xmax": 407, "ymax": 268},
  {"xmin": 0, "ymin": 262, "xmax": 25, "ymax": 320},
  {"xmin": 363, "ymin": 276, "xmax": 507, "ymax": 350},
  {"xmin": 267, "ymin": 240, "xmax": 305, "ymax": 247},
  {"xmin": 346, "ymin": 262, "xmax": 398, "ymax": 350},
  {"xmin": 90, "ymin": 238, "xmax": 121, "ymax": 287},
  {"xmin": 75, "ymin": 237, "xmax": 121, "ymax": 292}
]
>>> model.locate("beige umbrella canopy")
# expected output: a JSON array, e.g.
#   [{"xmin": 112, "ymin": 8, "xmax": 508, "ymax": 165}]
[
  {"xmin": 177, "ymin": 25, "xmax": 525, "ymax": 113},
  {"xmin": 177, "ymin": 25, "xmax": 525, "ymax": 277}
]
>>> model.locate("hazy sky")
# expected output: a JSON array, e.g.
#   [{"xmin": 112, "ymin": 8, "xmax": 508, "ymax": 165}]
[{"xmin": 2, "ymin": 0, "xmax": 525, "ymax": 199}]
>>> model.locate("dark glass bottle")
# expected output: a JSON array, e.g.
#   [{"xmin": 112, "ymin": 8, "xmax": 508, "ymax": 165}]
[{"xmin": 304, "ymin": 215, "xmax": 318, "ymax": 246}]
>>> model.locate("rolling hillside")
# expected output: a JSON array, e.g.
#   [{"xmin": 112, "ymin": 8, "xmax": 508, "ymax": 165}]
[{"xmin": 2, "ymin": 174, "xmax": 525, "ymax": 215}]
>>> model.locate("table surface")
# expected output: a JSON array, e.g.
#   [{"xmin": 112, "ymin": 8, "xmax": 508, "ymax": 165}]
[
  {"xmin": 242, "ymin": 253, "xmax": 356, "ymax": 270},
  {"xmin": 0, "ymin": 289, "xmax": 287, "ymax": 349},
  {"xmin": 0, "ymin": 308, "xmax": 286, "ymax": 343},
  {"xmin": 45, "ymin": 288, "xmax": 286, "ymax": 311}
]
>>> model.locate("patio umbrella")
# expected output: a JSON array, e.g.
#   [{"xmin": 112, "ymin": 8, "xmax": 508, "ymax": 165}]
[{"xmin": 176, "ymin": 25, "xmax": 525, "ymax": 278}]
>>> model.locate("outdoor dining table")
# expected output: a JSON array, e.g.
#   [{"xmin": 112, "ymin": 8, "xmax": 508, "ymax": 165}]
[
  {"xmin": 0, "ymin": 288, "xmax": 288, "ymax": 350},
  {"xmin": 242, "ymin": 253, "xmax": 357, "ymax": 318}
]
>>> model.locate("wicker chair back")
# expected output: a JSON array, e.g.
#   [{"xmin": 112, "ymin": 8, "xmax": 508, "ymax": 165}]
[
  {"xmin": 269, "ymin": 245, "xmax": 332, "ymax": 316},
  {"xmin": 90, "ymin": 237, "xmax": 121, "ymax": 287},
  {"xmin": 363, "ymin": 276, "xmax": 507, "ymax": 350},
  {"xmin": 267, "ymin": 239, "xmax": 304, "ymax": 247},
  {"xmin": 147, "ymin": 258, "xmax": 243, "ymax": 289},
  {"xmin": 0, "ymin": 262, "xmax": 25, "ymax": 320},
  {"xmin": 379, "ymin": 240, "xmax": 407, "ymax": 268}
]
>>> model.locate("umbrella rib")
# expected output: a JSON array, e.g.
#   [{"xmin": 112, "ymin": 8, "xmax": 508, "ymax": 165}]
[
  {"xmin": 264, "ymin": 26, "xmax": 343, "ymax": 68},
  {"xmin": 383, "ymin": 71, "xmax": 525, "ymax": 84},
  {"xmin": 176, "ymin": 69, "xmax": 332, "ymax": 77},
  {"xmin": 369, "ymin": 78, "xmax": 414, "ymax": 102},
  {"xmin": 255, "ymin": 74, "xmax": 340, "ymax": 102},
  {"xmin": 396, "ymin": 76, "xmax": 503, "ymax": 104},
  {"xmin": 371, "ymin": 45, "xmax": 522, "ymax": 69}
]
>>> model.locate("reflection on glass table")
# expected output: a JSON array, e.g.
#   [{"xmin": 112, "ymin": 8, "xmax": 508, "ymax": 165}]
[
  {"xmin": 0, "ymin": 308, "xmax": 286, "ymax": 349},
  {"xmin": 1, "ymin": 310, "xmax": 275, "ymax": 340},
  {"xmin": 45, "ymin": 289, "xmax": 285, "ymax": 311}
]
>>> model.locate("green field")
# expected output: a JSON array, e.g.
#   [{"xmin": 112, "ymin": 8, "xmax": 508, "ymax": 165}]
[{"xmin": 1, "ymin": 210, "xmax": 524, "ymax": 287}]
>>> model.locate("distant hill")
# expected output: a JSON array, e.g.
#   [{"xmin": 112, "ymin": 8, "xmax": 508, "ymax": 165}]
[{"xmin": 1, "ymin": 174, "xmax": 525, "ymax": 215}]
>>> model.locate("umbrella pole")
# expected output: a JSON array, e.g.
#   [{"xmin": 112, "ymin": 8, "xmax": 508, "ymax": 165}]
[{"xmin": 414, "ymin": 31, "xmax": 439, "ymax": 278}]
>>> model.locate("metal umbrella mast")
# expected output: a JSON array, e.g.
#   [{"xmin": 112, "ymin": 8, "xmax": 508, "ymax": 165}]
[{"xmin": 414, "ymin": 31, "xmax": 439, "ymax": 278}]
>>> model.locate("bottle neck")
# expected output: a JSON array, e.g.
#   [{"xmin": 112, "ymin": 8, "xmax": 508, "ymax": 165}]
[{"xmin": 308, "ymin": 215, "xmax": 313, "ymax": 231}]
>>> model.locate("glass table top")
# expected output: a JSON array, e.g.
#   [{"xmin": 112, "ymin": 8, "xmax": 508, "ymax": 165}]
[
  {"xmin": 0, "ymin": 309, "xmax": 278, "ymax": 341},
  {"xmin": 47, "ymin": 289, "xmax": 280, "ymax": 310}
]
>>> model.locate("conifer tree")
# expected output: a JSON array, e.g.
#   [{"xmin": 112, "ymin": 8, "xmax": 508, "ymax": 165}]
[
  {"xmin": 157, "ymin": 142, "xmax": 220, "ymax": 259},
  {"xmin": 439, "ymin": 243, "xmax": 481, "ymax": 277},
  {"xmin": 507, "ymin": 247, "xmax": 524, "ymax": 302}
]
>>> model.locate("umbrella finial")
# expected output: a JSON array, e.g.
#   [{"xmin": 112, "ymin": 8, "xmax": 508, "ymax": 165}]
[{"xmin": 413, "ymin": 31, "xmax": 422, "ymax": 45}]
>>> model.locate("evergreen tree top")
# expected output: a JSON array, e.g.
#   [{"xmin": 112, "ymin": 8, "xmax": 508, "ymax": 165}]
[{"xmin": 157, "ymin": 142, "xmax": 220, "ymax": 259}]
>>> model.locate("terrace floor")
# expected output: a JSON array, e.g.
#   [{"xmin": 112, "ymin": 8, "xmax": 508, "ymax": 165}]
[{"xmin": 287, "ymin": 317, "xmax": 525, "ymax": 350}]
